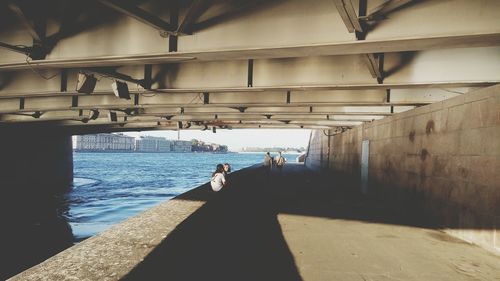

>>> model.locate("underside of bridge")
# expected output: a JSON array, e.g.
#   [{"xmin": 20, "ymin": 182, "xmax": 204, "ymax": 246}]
[
  {"xmin": 0, "ymin": 0, "xmax": 498, "ymax": 132},
  {"xmin": 1, "ymin": 0, "xmax": 499, "ymax": 279}
]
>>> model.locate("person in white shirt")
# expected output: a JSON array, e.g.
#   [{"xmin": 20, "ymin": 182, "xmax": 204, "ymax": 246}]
[{"xmin": 211, "ymin": 164, "xmax": 226, "ymax": 192}]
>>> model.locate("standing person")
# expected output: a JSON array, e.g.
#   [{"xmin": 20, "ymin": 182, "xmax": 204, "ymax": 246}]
[
  {"xmin": 263, "ymin": 152, "xmax": 273, "ymax": 172},
  {"xmin": 275, "ymin": 152, "xmax": 286, "ymax": 171},
  {"xmin": 210, "ymin": 164, "xmax": 226, "ymax": 192}
]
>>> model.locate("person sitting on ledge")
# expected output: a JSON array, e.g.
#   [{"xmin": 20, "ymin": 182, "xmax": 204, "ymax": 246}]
[
  {"xmin": 210, "ymin": 164, "xmax": 226, "ymax": 192},
  {"xmin": 223, "ymin": 163, "xmax": 231, "ymax": 176}
]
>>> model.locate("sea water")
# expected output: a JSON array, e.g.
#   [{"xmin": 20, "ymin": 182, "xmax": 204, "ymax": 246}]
[{"xmin": 69, "ymin": 152, "xmax": 297, "ymax": 240}]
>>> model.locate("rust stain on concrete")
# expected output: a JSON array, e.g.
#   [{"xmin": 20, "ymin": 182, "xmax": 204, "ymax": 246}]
[
  {"xmin": 426, "ymin": 120, "xmax": 435, "ymax": 135},
  {"xmin": 420, "ymin": 149, "xmax": 429, "ymax": 161},
  {"xmin": 458, "ymin": 167, "xmax": 469, "ymax": 178},
  {"xmin": 409, "ymin": 130, "xmax": 416, "ymax": 142},
  {"xmin": 432, "ymin": 157, "xmax": 446, "ymax": 176}
]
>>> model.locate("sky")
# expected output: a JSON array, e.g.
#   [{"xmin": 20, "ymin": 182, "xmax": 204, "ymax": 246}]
[{"xmin": 124, "ymin": 129, "xmax": 311, "ymax": 151}]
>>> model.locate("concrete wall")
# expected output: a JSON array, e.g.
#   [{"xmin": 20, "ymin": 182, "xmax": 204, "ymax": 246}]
[
  {"xmin": 305, "ymin": 84, "xmax": 500, "ymax": 254},
  {"xmin": 304, "ymin": 130, "xmax": 329, "ymax": 171}
]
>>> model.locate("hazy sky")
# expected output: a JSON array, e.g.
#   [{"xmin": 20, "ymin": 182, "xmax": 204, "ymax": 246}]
[{"xmin": 124, "ymin": 129, "xmax": 311, "ymax": 151}]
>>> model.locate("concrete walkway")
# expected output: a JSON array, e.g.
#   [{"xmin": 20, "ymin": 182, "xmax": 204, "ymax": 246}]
[{"xmin": 123, "ymin": 164, "xmax": 500, "ymax": 281}]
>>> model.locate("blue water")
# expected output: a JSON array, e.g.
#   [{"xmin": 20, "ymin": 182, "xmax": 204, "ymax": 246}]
[{"xmin": 69, "ymin": 152, "xmax": 297, "ymax": 241}]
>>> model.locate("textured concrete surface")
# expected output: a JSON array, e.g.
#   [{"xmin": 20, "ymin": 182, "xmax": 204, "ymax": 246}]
[
  {"xmin": 306, "ymin": 84, "xmax": 500, "ymax": 254},
  {"xmin": 9, "ymin": 164, "xmax": 500, "ymax": 280},
  {"xmin": 0, "ymin": 129, "xmax": 75, "ymax": 279},
  {"xmin": 8, "ymin": 188, "xmax": 207, "ymax": 281},
  {"xmin": 125, "ymin": 164, "xmax": 500, "ymax": 281},
  {"xmin": 281, "ymin": 213, "xmax": 500, "ymax": 281}
]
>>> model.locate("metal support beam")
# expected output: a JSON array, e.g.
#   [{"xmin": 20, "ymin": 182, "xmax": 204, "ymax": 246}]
[
  {"xmin": 0, "ymin": 41, "xmax": 32, "ymax": 56},
  {"xmin": 10, "ymin": 115, "xmax": 357, "ymax": 128},
  {"xmin": 1, "ymin": 100, "xmax": 419, "ymax": 116},
  {"xmin": 377, "ymin": 53, "xmax": 384, "ymax": 84},
  {"xmin": 362, "ymin": 53, "xmax": 384, "ymax": 83},
  {"xmin": 356, "ymin": 0, "xmax": 367, "ymax": 40},
  {"xmin": 6, "ymin": 1, "xmax": 48, "ymax": 59},
  {"xmin": 1, "ymin": 32, "xmax": 499, "ymax": 71},
  {"xmin": 0, "ymin": 80, "xmax": 493, "ymax": 100},
  {"xmin": 72, "ymin": 96, "xmax": 79, "ymax": 108},
  {"xmin": 87, "ymin": 68, "xmax": 145, "ymax": 87},
  {"xmin": 190, "ymin": 0, "xmax": 268, "ymax": 32},
  {"xmin": 7, "ymin": 2, "xmax": 43, "ymax": 42},
  {"xmin": 169, "ymin": 0, "xmax": 179, "ymax": 52},
  {"xmin": 247, "ymin": 59, "xmax": 254, "ymax": 87},
  {"xmin": 367, "ymin": 0, "xmax": 414, "ymax": 21},
  {"xmin": 134, "ymin": 94, "xmax": 140, "ymax": 106},
  {"xmin": 334, "ymin": 0, "xmax": 385, "ymax": 83},
  {"xmin": 97, "ymin": 0, "xmax": 176, "ymax": 35},
  {"xmin": 177, "ymin": 0, "xmax": 212, "ymax": 34},
  {"xmin": 203, "ymin": 92, "xmax": 209, "ymax": 104},
  {"xmin": 144, "ymin": 110, "xmax": 392, "ymax": 117},
  {"xmin": 229, "ymin": 107, "xmax": 248, "ymax": 113},
  {"xmin": 386, "ymin": 89, "xmax": 395, "ymax": 113},
  {"xmin": 60, "ymin": 69, "xmax": 68, "ymax": 92},
  {"xmin": 143, "ymin": 64, "xmax": 152, "ymax": 89},
  {"xmin": 32, "ymin": 3, "xmax": 46, "ymax": 45},
  {"xmin": 332, "ymin": 0, "xmax": 363, "ymax": 33},
  {"xmin": 0, "ymin": 41, "xmax": 46, "ymax": 60}
]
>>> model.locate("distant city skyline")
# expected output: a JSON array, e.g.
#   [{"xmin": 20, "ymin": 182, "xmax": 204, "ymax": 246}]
[{"xmin": 123, "ymin": 129, "xmax": 311, "ymax": 151}]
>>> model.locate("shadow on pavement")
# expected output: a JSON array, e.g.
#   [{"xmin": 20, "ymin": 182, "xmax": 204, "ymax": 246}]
[
  {"xmin": 123, "ymin": 163, "xmax": 455, "ymax": 280},
  {"xmin": 123, "ymin": 166, "xmax": 303, "ymax": 281}
]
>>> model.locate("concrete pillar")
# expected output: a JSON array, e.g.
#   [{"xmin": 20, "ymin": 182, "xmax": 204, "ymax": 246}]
[
  {"xmin": 0, "ymin": 126, "xmax": 74, "ymax": 280},
  {"xmin": 0, "ymin": 127, "xmax": 73, "ymax": 190}
]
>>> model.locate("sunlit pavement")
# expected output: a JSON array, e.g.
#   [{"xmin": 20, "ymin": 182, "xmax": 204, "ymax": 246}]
[{"xmin": 122, "ymin": 163, "xmax": 500, "ymax": 281}]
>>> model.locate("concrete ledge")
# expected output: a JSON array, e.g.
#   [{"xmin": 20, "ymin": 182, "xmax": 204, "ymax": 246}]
[
  {"xmin": 9, "ymin": 199, "xmax": 204, "ymax": 281},
  {"xmin": 8, "ymin": 167, "xmax": 257, "ymax": 281}
]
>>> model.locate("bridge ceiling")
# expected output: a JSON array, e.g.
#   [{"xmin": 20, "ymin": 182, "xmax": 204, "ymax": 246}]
[{"xmin": 0, "ymin": 0, "xmax": 499, "ymax": 133}]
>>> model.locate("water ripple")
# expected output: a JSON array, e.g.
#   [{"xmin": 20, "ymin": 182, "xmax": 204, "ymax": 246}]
[{"xmin": 68, "ymin": 152, "xmax": 294, "ymax": 240}]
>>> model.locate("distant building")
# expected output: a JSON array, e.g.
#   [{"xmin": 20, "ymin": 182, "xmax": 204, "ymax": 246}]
[
  {"xmin": 157, "ymin": 139, "xmax": 172, "ymax": 152},
  {"xmin": 191, "ymin": 140, "xmax": 228, "ymax": 152},
  {"xmin": 74, "ymin": 135, "xmax": 222, "ymax": 153},
  {"xmin": 74, "ymin": 133, "xmax": 135, "ymax": 151},
  {"xmin": 135, "ymin": 136, "xmax": 172, "ymax": 152},
  {"xmin": 172, "ymin": 140, "xmax": 192, "ymax": 152}
]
